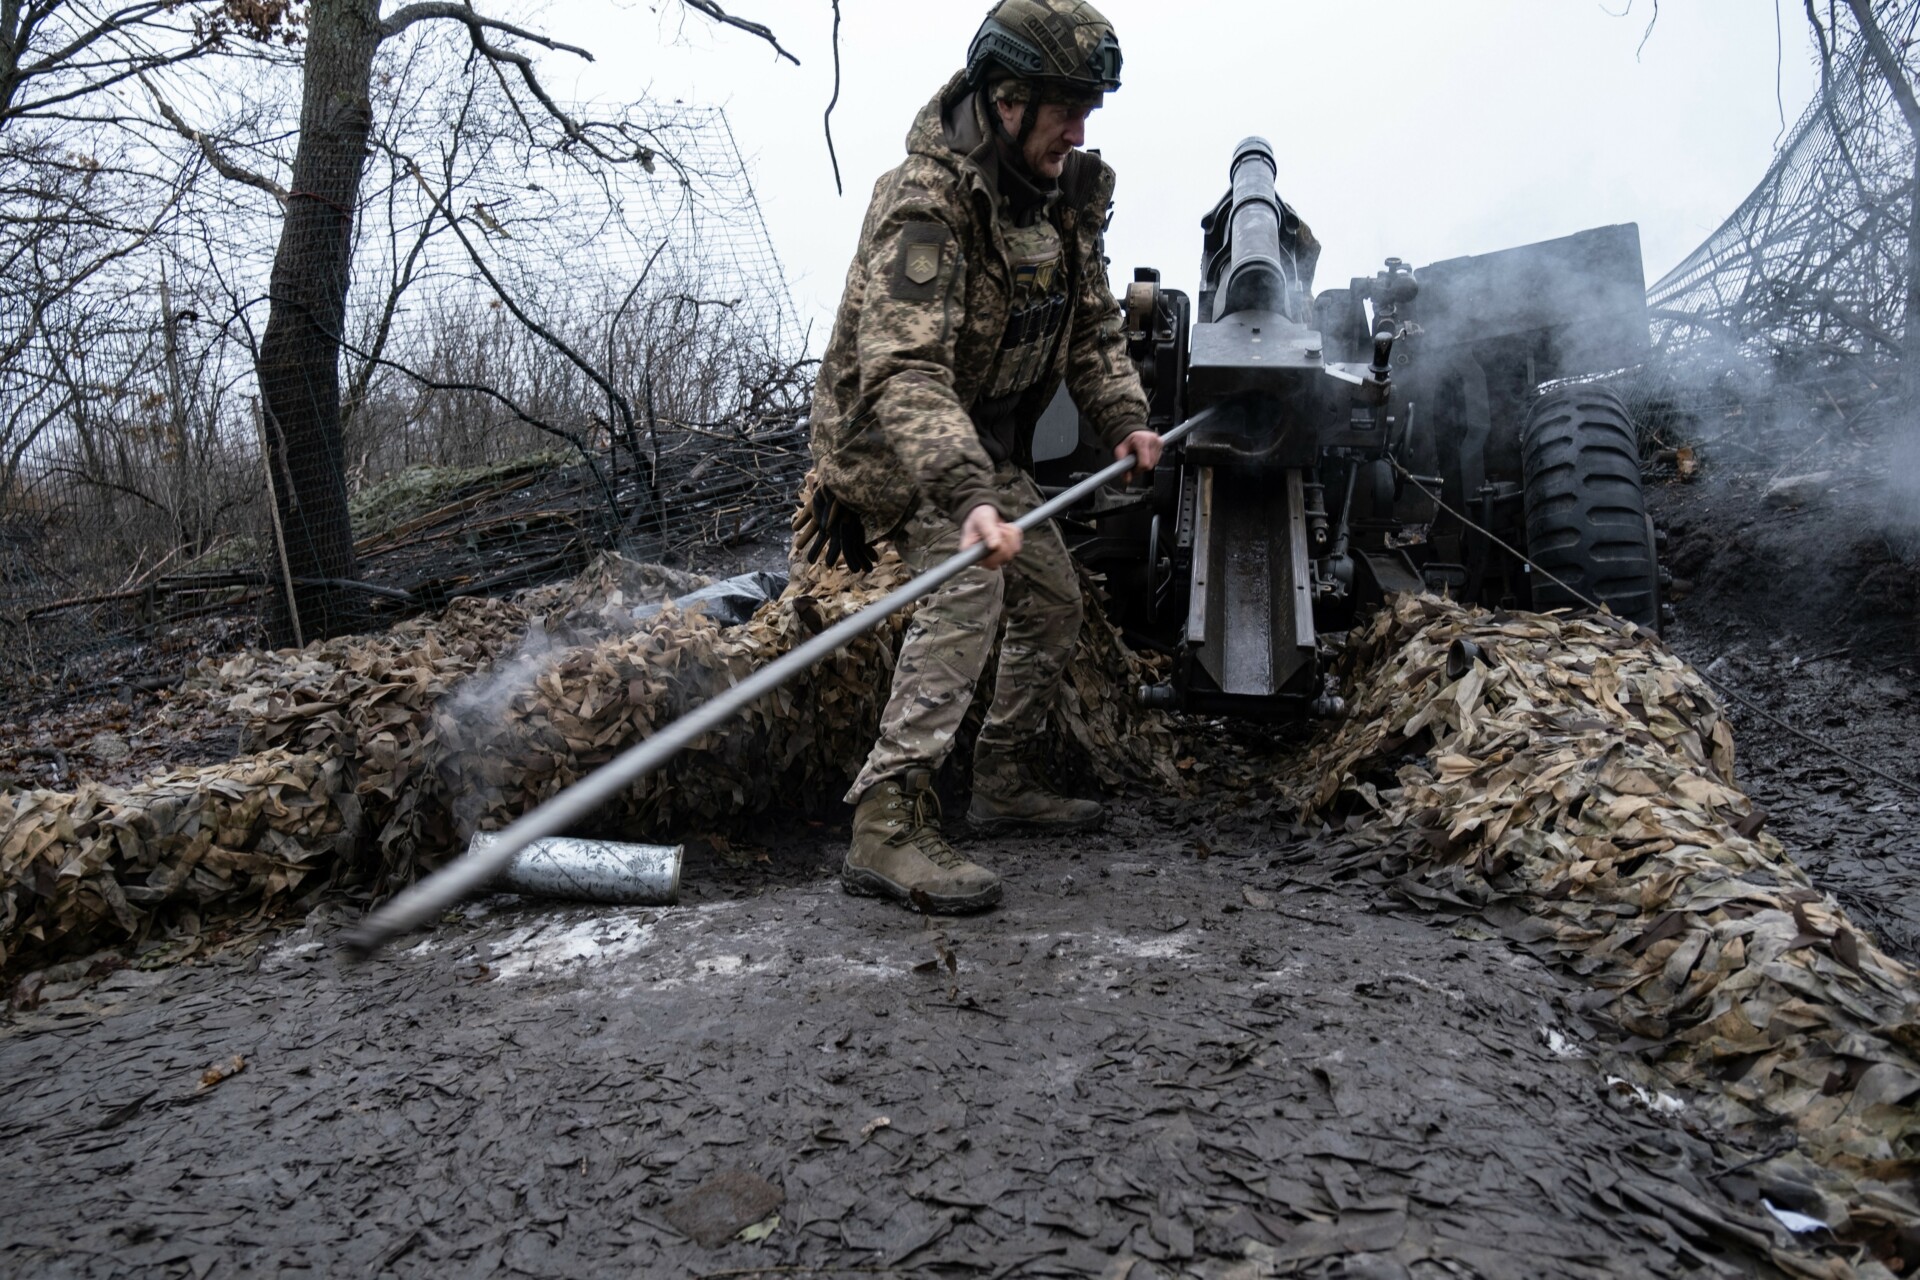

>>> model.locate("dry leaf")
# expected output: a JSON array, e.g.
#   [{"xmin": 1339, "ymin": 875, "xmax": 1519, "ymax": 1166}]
[{"xmin": 198, "ymin": 1054, "xmax": 246, "ymax": 1091}]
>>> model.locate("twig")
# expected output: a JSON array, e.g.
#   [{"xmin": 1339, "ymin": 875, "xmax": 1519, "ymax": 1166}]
[
  {"xmin": 140, "ymin": 74, "xmax": 288, "ymax": 204},
  {"xmin": 681, "ymin": 0, "xmax": 800, "ymax": 65},
  {"xmin": 927, "ymin": 1000, "xmax": 1008, "ymax": 1020},
  {"xmin": 1695, "ymin": 666, "xmax": 1920, "ymax": 798},
  {"xmin": 1797, "ymin": 646, "xmax": 1853, "ymax": 665},
  {"xmin": 253, "ymin": 398, "xmax": 304, "ymax": 649},
  {"xmin": 291, "ymin": 577, "xmax": 416, "ymax": 604},
  {"xmin": 823, "ymin": 0, "xmax": 843, "ymax": 195}
]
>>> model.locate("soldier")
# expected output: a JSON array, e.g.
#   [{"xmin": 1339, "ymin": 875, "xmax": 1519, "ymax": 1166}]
[{"xmin": 793, "ymin": 0, "xmax": 1161, "ymax": 914}]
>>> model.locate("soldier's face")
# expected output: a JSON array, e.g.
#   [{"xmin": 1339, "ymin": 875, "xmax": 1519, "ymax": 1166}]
[{"xmin": 997, "ymin": 100, "xmax": 1095, "ymax": 181}]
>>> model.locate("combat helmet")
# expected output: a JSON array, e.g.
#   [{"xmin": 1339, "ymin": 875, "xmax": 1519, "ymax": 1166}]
[{"xmin": 966, "ymin": 0, "xmax": 1123, "ymax": 100}]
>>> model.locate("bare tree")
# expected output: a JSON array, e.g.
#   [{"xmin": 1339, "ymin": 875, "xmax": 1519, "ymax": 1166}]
[
  {"xmin": 0, "ymin": 0, "xmax": 805, "ymax": 686},
  {"xmin": 0, "ymin": 2, "xmax": 298, "ymax": 354},
  {"xmin": 244, "ymin": 0, "xmax": 793, "ymax": 643}
]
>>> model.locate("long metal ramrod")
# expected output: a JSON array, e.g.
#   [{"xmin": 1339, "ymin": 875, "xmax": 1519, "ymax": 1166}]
[{"xmin": 340, "ymin": 408, "xmax": 1214, "ymax": 959}]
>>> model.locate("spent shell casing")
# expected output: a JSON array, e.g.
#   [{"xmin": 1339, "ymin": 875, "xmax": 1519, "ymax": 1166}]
[{"xmin": 469, "ymin": 833, "xmax": 682, "ymax": 905}]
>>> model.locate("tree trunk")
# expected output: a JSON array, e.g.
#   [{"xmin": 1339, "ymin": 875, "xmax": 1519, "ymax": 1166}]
[{"xmin": 255, "ymin": 0, "xmax": 383, "ymax": 644}]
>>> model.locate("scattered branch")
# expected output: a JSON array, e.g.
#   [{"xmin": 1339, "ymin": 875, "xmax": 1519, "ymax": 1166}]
[{"xmin": 378, "ymin": 4, "xmax": 594, "ymax": 57}]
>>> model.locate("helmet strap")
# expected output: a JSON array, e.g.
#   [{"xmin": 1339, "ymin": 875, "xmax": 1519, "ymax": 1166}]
[
  {"xmin": 989, "ymin": 92, "xmax": 1043, "ymax": 177},
  {"xmin": 1016, "ymin": 100, "xmax": 1041, "ymax": 150}
]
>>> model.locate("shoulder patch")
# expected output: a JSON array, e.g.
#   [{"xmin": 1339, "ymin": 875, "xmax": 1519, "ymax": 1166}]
[{"xmin": 890, "ymin": 221, "xmax": 952, "ymax": 302}]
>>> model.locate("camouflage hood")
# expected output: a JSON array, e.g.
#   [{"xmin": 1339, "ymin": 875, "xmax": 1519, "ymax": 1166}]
[{"xmin": 805, "ymin": 72, "xmax": 1149, "ymax": 540}]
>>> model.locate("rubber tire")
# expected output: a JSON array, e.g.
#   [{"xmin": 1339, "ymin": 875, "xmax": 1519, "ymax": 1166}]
[{"xmin": 1520, "ymin": 388, "xmax": 1660, "ymax": 631}]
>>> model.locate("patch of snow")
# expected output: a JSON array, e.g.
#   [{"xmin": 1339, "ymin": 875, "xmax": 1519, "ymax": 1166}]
[
  {"xmin": 1011, "ymin": 928, "xmax": 1197, "ymax": 966},
  {"xmin": 1763, "ymin": 1199, "xmax": 1827, "ymax": 1234},
  {"xmin": 1542, "ymin": 1026, "xmax": 1585, "ymax": 1058},
  {"xmin": 650, "ymin": 951, "xmax": 783, "ymax": 989},
  {"xmin": 1382, "ymin": 970, "xmax": 1467, "ymax": 1004},
  {"xmin": 1605, "ymin": 1074, "xmax": 1686, "ymax": 1115},
  {"xmin": 1107, "ymin": 933, "xmax": 1196, "ymax": 961},
  {"xmin": 489, "ymin": 911, "xmax": 658, "ymax": 979}
]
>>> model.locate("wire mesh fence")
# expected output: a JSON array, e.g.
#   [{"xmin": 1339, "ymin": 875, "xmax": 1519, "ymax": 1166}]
[
  {"xmin": 0, "ymin": 35, "xmax": 809, "ymax": 710},
  {"xmin": 1647, "ymin": 8, "xmax": 1919, "ymax": 373},
  {"xmin": 1634, "ymin": 8, "xmax": 1918, "ymax": 464}
]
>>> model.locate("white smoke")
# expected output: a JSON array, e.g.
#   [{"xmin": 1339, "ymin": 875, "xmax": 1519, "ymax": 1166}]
[{"xmin": 1880, "ymin": 407, "xmax": 1920, "ymax": 559}]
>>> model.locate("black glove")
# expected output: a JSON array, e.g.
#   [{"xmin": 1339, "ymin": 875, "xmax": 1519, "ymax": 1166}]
[{"xmin": 792, "ymin": 483, "xmax": 876, "ymax": 574}]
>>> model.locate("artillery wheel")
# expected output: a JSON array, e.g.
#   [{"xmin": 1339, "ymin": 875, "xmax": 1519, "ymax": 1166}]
[{"xmin": 1520, "ymin": 388, "xmax": 1660, "ymax": 631}]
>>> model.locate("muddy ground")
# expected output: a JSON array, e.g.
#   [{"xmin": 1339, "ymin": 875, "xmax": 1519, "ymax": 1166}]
[
  {"xmin": 2, "ymin": 465, "xmax": 1917, "ymax": 1277},
  {"xmin": 0, "ymin": 809, "xmax": 1837, "ymax": 1280},
  {"xmin": 1652, "ymin": 458, "xmax": 1920, "ymax": 962}
]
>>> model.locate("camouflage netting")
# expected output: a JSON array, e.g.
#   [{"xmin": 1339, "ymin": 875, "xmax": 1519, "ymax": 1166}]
[
  {"xmin": 0, "ymin": 752, "xmax": 356, "ymax": 972},
  {"xmin": 0, "ymin": 549, "xmax": 1178, "ymax": 974},
  {"xmin": 8, "ymin": 559, "xmax": 1920, "ymax": 1260},
  {"xmin": 1298, "ymin": 594, "xmax": 1920, "ymax": 1270}
]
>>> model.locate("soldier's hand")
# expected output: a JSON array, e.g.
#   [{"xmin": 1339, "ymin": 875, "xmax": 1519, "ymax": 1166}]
[
  {"xmin": 960, "ymin": 504, "xmax": 1021, "ymax": 569},
  {"xmin": 795, "ymin": 484, "xmax": 877, "ymax": 574},
  {"xmin": 1117, "ymin": 430, "xmax": 1163, "ymax": 484}
]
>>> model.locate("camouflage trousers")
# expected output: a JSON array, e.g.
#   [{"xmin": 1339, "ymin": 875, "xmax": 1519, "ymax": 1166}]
[{"xmin": 846, "ymin": 463, "xmax": 1082, "ymax": 803}]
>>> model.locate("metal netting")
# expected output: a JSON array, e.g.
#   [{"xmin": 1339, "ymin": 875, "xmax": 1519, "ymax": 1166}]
[
  {"xmin": 0, "ymin": 30, "xmax": 807, "ymax": 707},
  {"xmin": 1648, "ymin": 9, "xmax": 1920, "ymax": 370}
]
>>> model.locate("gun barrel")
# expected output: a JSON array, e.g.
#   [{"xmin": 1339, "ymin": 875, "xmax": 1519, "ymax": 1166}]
[{"xmin": 1217, "ymin": 137, "xmax": 1290, "ymax": 319}]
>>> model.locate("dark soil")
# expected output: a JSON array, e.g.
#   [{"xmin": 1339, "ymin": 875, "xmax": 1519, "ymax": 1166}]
[
  {"xmin": 3, "ymin": 453, "xmax": 1918, "ymax": 1278},
  {"xmin": 1654, "ymin": 463, "xmax": 1920, "ymax": 671},
  {"xmin": 0, "ymin": 811, "xmax": 1815, "ymax": 1279},
  {"xmin": 1652, "ymin": 465, "xmax": 1920, "ymax": 961}
]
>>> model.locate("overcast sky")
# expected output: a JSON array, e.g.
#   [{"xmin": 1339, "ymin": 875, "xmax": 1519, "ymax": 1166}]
[{"xmin": 542, "ymin": 2, "xmax": 1819, "ymax": 348}]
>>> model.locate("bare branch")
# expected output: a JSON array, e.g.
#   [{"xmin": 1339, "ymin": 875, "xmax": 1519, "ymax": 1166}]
[
  {"xmin": 386, "ymin": 136, "xmax": 632, "ymax": 514},
  {"xmin": 1841, "ymin": 0, "xmax": 1920, "ymax": 142},
  {"xmin": 824, "ymin": 0, "xmax": 842, "ymax": 194},
  {"xmin": 681, "ymin": 0, "xmax": 799, "ymax": 65},
  {"xmin": 1599, "ymin": 0, "xmax": 1660, "ymax": 59},
  {"xmin": 139, "ymin": 74, "xmax": 288, "ymax": 203},
  {"xmin": 379, "ymin": 4, "xmax": 658, "ymax": 169},
  {"xmin": 377, "ymin": 3, "xmax": 593, "ymax": 59}
]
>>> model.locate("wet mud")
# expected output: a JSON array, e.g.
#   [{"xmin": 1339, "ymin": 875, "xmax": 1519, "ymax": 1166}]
[
  {"xmin": 3, "ymin": 472, "xmax": 1915, "ymax": 1277},
  {"xmin": 0, "ymin": 811, "xmax": 1823, "ymax": 1279},
  {"xmin": 1653, "ymin": 472, "xmax": 1920, "ymax": 962}
]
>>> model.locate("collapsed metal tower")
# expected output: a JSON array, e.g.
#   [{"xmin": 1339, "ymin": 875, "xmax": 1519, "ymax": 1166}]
[{"xmin": 1648, "ymin": 9, "xmax": 1920, "ymax": 363}]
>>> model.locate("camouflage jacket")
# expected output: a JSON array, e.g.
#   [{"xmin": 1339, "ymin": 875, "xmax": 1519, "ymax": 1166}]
[{"xmin": 807, "ymin": 72, "xmax": 1151, "ymax": 538}]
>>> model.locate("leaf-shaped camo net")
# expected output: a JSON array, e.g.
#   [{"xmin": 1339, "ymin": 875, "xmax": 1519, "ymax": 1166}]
[
  {"xmin": 1293, "ymin": 594, "xmax": 1920, "ymax": 1267},
  {"xmin": 6, "ymin": 565, "xmax": 1919, "ymax": 1269},
  {"xmin": 0, "ymin": 549, "xmax": 1178, "ymax": 975}
]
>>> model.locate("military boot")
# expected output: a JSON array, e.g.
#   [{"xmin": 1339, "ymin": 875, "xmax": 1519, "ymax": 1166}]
[
  {"xmin": 843, "ymin": 768, "xmax": 1002, "ymax": 913},
  {"xmin": 967, "ymin": 740, "xmax": 1104, "ymax": 832}
]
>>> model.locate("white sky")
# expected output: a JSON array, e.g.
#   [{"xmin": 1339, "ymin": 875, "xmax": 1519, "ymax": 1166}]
[{"xmin": 542, "ymin": 2, "xmax": 1820, "ymax": 348}]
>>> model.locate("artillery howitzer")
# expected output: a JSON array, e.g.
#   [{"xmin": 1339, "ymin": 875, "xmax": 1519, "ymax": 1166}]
[{"xmin": 1038, "ymin": 137, "xmax": 1664, "ymax": 720}]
